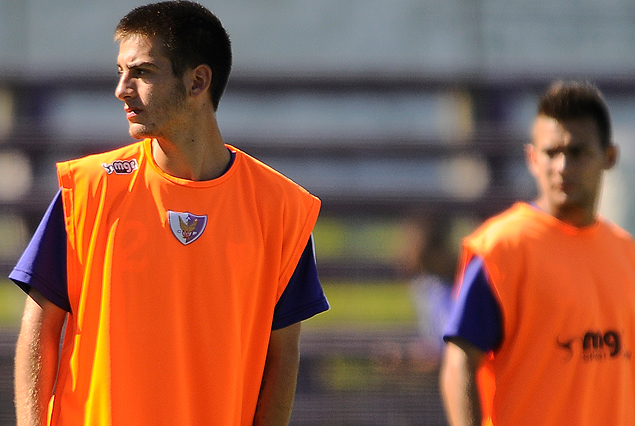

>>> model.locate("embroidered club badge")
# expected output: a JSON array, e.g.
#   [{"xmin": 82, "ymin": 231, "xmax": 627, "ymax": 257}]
[{"xmin": 168, "ymin": 211, "xmax": 207, "ymax": 245}]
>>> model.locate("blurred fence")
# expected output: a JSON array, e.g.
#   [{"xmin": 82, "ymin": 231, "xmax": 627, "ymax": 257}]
[
  {"xmin": 292, "ymin": 330, "xmax": 447, "ymax": 425},
  {"xmin": 3, "ymin": 1, "xmax": 635, "ymax": 423},
  {"xmin": 0, "ymin": 330, "xmax": 447, "ymax": 426}
]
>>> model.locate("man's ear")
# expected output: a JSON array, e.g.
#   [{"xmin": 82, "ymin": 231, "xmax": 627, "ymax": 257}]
[
  {"xmin": 189, "ymin": 64, "xmax": 212, "ymax": 98},
  {"xmin": 525, "ymin": 143, "xmax": 538, "ymax": 177},
  {"xmin": 604, "ymin": 144, "xmax": 618, "ymax": 170}
]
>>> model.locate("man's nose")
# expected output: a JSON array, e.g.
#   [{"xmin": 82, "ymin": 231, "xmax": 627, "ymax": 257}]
[
  {"xmin": 115, "ymin": 74, "xmax": 133, "ymax": 100},
  {"xmin": 554, "ymin": 152, "xmax": 569, "ymax": 173}
]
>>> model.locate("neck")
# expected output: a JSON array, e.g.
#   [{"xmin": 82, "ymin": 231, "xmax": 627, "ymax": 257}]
[
  {"xmin": 534, "ymin": 198, "xmax": 597, "ymax": 228},
  {"xmin": 151, "ymin": 117, "xmax": 231, "ymax": 181}
]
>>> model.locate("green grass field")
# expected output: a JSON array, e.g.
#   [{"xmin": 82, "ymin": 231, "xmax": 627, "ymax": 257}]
[
  {"xmin": 0, "ymin": 279, "xmax": 418, "ymax": 331},
  {"xmin": 302, "ymin": 280, "xmax": 417, "ymax": 330}
]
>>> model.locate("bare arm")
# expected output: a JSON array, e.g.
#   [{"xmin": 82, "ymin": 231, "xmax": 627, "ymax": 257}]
[
  {"xmin": 440, "ymin": 338, "xmax": 486, "ymax": 426},
  {"xmin": 15, "ymin": 288, "xmax": 67, "ymax": 426},
  {"xmin": 253, "ymin": 322, "xmax": 302, "ymax": 426}
]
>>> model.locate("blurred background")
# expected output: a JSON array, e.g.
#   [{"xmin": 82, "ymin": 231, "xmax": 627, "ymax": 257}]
[{"xmin": 2, "ymin": 0, "xmax": 635, "ymax": 424}]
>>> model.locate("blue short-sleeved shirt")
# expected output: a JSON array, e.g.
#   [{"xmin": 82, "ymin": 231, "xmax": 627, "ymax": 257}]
[
  {"xmin": 443, "ymin": 256, "xmax": 503, "ymax": 352},
  {"xmin": 10, "ymin": 190, "xmax": 329, "ymax": 330}
]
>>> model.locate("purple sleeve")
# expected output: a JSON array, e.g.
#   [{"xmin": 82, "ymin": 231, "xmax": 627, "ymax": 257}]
[
  {"xmin": 443, "ymin": 256, "xmax": 502, "ymax": 352},
  {"xmin": 9, "ymin": 190, "xmax": 71, "ymax": 312},
  {"xmin": 272, "ymin": 235, "xmax": 329, "ymax": 330}
]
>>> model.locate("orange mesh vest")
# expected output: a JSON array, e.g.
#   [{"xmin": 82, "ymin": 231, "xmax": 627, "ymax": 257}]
[
  {"xmin": 461, "ymin": 203, "xmax": 635, "ymax": 426},
  {"xmin": 50, "ymin": 139, "xmax": 320, "ymax": 425}
]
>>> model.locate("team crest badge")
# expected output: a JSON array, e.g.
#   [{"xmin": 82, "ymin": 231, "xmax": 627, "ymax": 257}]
[{"xmin": 168, "ymin": 211, "xmax": 207, "ymax": 245}]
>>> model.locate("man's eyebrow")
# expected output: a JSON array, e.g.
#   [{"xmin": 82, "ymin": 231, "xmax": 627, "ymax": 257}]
[{"xmin": 118, "ymin": 61, "xmax": 159, "ymax": 70}]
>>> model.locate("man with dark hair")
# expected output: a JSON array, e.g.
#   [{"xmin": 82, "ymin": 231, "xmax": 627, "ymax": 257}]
[
  {"xmin": 11, "ymin": 2, "xmax": 329, "ymax": 425},
  {"xmin": 537, "ymin": 81, "xmax": 612, "ymax": 149},
  {"xmin": 114, "ymin": 0, "xmax": 232, "ymax": 111},
  {"xmin": 440, "ymin": 81, "xmax": 635, "ymax": 425}
]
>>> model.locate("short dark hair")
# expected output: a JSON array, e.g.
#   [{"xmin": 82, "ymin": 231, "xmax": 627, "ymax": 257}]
[
  {"xmin": 537, "ymin": 80, "xmax": 612, "ymax": 148},
  {"xmin": 115, "ymin": 1, "xmax": 232, "ymax": 111}
]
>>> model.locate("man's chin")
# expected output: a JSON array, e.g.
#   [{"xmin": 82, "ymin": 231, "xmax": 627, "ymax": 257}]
[
  {"xmin": 547, "ymin": 192, "xmax": 571, "ymax": 208},
  {"xmin": 551, "ymin": 195, "xmax": 585, "ymax": 211},
  {"xmin": 128, "ymin": 125, "xmax": 152, "ymax": 140}
]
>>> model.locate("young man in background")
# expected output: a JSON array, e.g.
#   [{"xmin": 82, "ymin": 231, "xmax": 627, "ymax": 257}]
[{"xmin": 441, "ymin": 81, "xmax": 635, "ymax": 425}]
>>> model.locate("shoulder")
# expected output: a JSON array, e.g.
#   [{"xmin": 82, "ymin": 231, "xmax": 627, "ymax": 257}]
[
  {"xmin": 232, "ymin": 146, "xmax": 318, "ymax": 203},
  {"xmin": 57, "ymin": 141, "xmax": 144, "ymax": 186},
  {"xmin": 597, "ymin": 218, "xmax": 635, "ymax": 251},
  {"xmin": 233, "ymin": 147, "xmax": 298, "ymax": 185},
  {"xmin": 466, "ymin": 203, "xmax": 540, "ymax": 252},
  {"xmin": 61, "ymin": 141, "xmax": 143, "ymax": 168}
]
